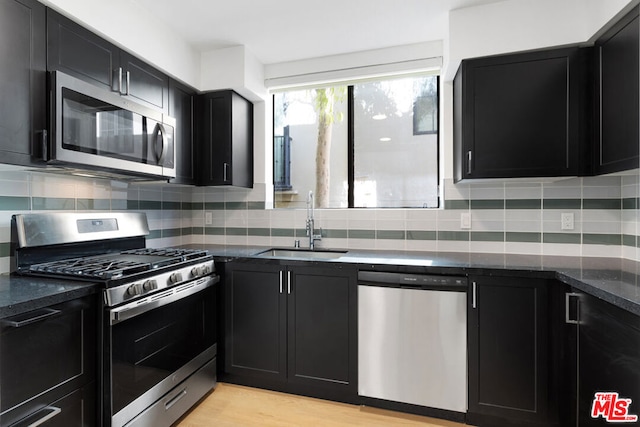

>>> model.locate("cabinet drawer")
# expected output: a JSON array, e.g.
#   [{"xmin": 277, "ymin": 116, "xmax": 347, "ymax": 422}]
[
  {"xmin": 0, "ymin": 296, "xmax": 96, "ymax": 425},
  {"xmin": 8, "ymin": 385, "xmax": 96, "ymax": 427}
]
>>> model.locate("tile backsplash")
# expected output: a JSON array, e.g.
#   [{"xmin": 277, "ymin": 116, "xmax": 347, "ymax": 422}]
[{"xmin": 0, "ymin": 167, "xmax": 636, "ymax": 273}]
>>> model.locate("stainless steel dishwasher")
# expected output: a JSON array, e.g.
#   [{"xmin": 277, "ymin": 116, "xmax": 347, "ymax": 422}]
[{"xmin": 358, "ymin": 271, "xmax": 467, "ymax": 415}]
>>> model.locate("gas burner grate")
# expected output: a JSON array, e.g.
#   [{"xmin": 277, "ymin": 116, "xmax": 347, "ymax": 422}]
[
  {"xmin": 121, "ymin": 248, "xmax": 209, "ymax": 261},
  {"xmin": 29, "ymin": 255, "xmax": 151, "ymax": 280}
]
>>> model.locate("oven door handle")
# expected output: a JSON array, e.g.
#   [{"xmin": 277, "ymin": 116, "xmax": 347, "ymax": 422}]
[{"xmin": 110, "ymin": 276, "xmax": 218, "ymax": 325}]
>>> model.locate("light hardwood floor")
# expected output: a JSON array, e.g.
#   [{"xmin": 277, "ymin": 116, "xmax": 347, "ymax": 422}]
[{"xmin": 175, "ymin": 383, "xmax": 469, "ymax": 427}]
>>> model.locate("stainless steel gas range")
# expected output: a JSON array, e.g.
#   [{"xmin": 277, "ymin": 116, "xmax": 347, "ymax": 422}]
[{"xmin": 11, "ymin": 212, "xmax": 219, "ymax": 427}]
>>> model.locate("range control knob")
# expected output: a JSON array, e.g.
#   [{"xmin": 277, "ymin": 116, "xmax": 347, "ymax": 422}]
[
  {"xmin": 191, "ymin": 265, "xmax": 211, "ymax": 277},
  {"xmin": 169, "ymin": 272, "xmax": 183, "ymax": 284},
  {"xmin": 126, "ymin": 283, "xmax": 142, "ymax": 296},
  {"xmin": 143, "ymin": 279, "xmax": 158, "ymax": 291}
]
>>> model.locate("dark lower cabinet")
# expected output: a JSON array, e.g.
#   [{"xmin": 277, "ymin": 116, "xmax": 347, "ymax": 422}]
[
  {"xmin": 566, "ymin": 291, "xmax": 640, "ymax": 426},
  {"xmin": 0, "ymin": 295, "xmax": 97, "ymax": 426},
  {"xmin": 223, "ymin": 261, "xmax": 357, "ymax": 402},
  {"xmin": 0, "ymin": 0, "xmax": 46, "ymax": 166},
  {"xmin": 467, "ymin": 276, "xmax": 554, "ymax": 427}
]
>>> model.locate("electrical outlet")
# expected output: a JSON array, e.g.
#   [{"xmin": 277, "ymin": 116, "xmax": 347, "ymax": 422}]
[
  {"xmin": 561, "ymin": 212, "xmax": 574, "ymax": 230},
  {"xmin": 460, "ymin": 212, "xmax": 471, "ymax": 229},
  {"xmin": 205, "ymin": 211, "xmax": 213, "ymax": 225}
]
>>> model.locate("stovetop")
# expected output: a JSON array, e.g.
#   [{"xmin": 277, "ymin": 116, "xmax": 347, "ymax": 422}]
[{"xmin": 27, "ymin": 248, "xmax": 211, "ymax": 282}]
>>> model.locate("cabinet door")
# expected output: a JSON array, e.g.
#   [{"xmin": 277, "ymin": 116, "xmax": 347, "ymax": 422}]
[
  {"xmin": 287, "ymin": 266, "xmax": 356, "ymax": 396},
  {"xmin": 224, "ymin": 263, "xmax": 286, "ymax": 381},
  {"xmin": 47, "ymin": 9, "xmax": 116, "ymax": 91},
  {"xmin": 120, "ymin": 51, "xmax": 169, "ymax": 113},
  {"xmin": 595, "ymin": 6, "xmax": 639, "ymax": 174},
  {"xmin": 577, "ymin": 292, "xmax": 640, "ymax": 426},
  {"xmin": 468, "ymin": 276, "xmax": 549, "ymax": 426},
  {"xmin": 169, "ymin": 79, "xmax": 196, "ymax": 184},
  {"xmin": 198, "ymin": 91, "xmax": 253, "ymax": 187},
  {"xmin": 0, "ymin": 0, "xmax": 46, "ymax": 165},
  {"xmin": 454, "ymin": 47, "xmax": 588, "ymax": 182},
  {"xmin": 0, "ymin": 295, "xmax": 97, "ymax": 426}
]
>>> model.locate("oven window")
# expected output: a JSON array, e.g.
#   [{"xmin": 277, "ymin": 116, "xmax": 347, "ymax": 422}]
[
  {"xmin": 62, "ymin": 88, "xmax": 171, "ymax": 166},
  {"xmin": 110, "ymin": 286, "xmax": 216, "ymax": 414}
]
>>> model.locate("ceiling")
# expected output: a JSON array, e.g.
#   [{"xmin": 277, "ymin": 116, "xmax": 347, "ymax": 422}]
[{"xmin": 132, "ymin": 0, "xmax": 505, "ymax": 65}]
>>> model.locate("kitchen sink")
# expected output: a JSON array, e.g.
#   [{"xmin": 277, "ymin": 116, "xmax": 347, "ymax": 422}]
[{"xmin": 255, "ymin": 248, "xmax": 348, "ymax": 260}]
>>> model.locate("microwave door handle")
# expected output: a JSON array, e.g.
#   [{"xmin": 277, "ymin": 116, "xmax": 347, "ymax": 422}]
[{"xmin": 153, "ymin": 123, "xmax": 167, "ymax": 165}]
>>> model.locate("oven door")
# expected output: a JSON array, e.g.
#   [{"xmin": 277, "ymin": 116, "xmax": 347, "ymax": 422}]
[{"xmin": 105, "ymin": 276, "xmax": 217, "ymax": 427}]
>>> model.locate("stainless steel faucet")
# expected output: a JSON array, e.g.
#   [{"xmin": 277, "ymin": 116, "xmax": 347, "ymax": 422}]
[{"xmin": 306, "ymin": 191, "xmax": 322, "ymax": 250}]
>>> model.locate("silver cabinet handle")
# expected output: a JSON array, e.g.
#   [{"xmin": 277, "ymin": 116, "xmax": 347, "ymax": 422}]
[
  {"xmin": 472, "ymin": 281, "xmax": 477, "ymax": 309},
  {"xmin": 40, "ymin": 129, "xmax": 48, "ymax": 161},
  {"xmin": 566, "ymin": 292, "xmax": 580, "ymax": 324},
  {"xmin": 125, "ymin": 70, "xmax": 131, "ymax": 95},
  {"xmin": 12, "ymin": 406, "xmax": 62, "ymax": 427},
  {"xmin": 467, "ymin": 150, "xmax": 472, "ymax": 175},
  {"xmin": 117, "ymin": 67, "xmax": 123, "ymax": 94},
  {"xmin": 2, "ymin": 308, "xmax": 60, "ymax": 328},
  {"xmin": 279, "ymin": 270, "xmax": 283, "ymax": 294},
  {"xmin": 287, "ymin": 270, "xmax": 291, "ymax": 295},
  {"xmin": 223, "ymin": 162, "xmax": 229, "ymax": 182}
]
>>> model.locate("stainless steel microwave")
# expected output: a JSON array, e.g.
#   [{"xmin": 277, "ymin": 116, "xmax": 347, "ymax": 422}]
[{"xmin": 49, "ymin": 71, "xmax": 176, "ymax": 179}]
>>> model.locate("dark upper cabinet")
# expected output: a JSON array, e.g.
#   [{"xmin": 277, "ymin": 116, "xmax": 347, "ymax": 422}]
[
  {"xmin": 0, "ymin": 0, "xmax": 46, "ymax": 166},
  {"xmin": 467, "ymin": 276, "xmax": 553, "ymax": 427},
  {"xmin": 223, "ymin": 261, "xmax": 357, "ymax": 402},
  {"xmin": 47, "ymin": 9, "xmax": 168, "ymax": 113},
  {"xmin": 454, "ymin": 47, "xmax": 590, "ymax": 182},
  {"xmin": 197, "ymin": 90, "xmax": 253, "ymax": 188},
  {"xmin": 169, "ymin": 79, "xmax": 197, "ymax": 185},
  {"xmin": 594, "ymin": 6, "xmax": 639, "ymax": 174}
]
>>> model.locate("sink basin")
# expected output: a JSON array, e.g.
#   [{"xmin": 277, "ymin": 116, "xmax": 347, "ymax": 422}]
[{"xmin": 255, "ymin": 248, "xmax": 348, "ymax": 260}]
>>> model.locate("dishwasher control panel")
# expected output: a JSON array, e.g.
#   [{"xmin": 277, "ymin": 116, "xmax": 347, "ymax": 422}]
[{"xmin": 358, "ymin": 271, "xmax": 467, "ymax": 290}]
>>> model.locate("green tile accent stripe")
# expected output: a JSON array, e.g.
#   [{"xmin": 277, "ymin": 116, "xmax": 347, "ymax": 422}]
[
  {"xmin": 147, "ymin": 229, "xmax": 162, "ymax": 239},
  {"xmin": 407, "ymin": 230, "xmax": 437, "ymax": 240},
  {"xmin": 623, "ymin": 234, "xmax": 637, "ymax": 247},
  {"xmin": 582, "ymin": 234, "xmax": 622, "ymax": 246},
  {"xmin": 470, "ymin": 200, "xmax": 504, "ymax": 210},
  {"xmin": 506, "ymin": 199, "xmax": 541, "ymax": 209},
  {"xmin": 32, "ymin": 197, "xmax": 74, "ymax": 210},
  {"xmin": 543, "ymin": 199, "xmax": 581, "ymax": 209},
  {"xmin": 0, "ymin": 242, "xmax": 9, "ymax": 257},
  {"xmin": 324, "ymin": 229, "xmax": 348, "ymax": 238},
  {"xmin": 139, "ymin": 200, "xmax": 162, "ymax": 210},
  {"xmin": 162, "ymin": 201, "xmax": 181, "ymax": 210},
  {"xmin": 0, "ymin": 196, "xmax": 29, "ymax": 210},
  {"xmin": 204, "ymin": 202, "xmax": 225, "ymax": 210},
  {"xmin": 348, "ymin": 229, "xmax": 375, "ymax": 239},
  {"xmin": 272, "ymin": 228, "xmax": 295, "ymax": 237},
  {"xmin": 248, "ymin": 228, "xmax": 270, "ymax": 236},
  {"xmin": 623, "ymin": 198, "xmax": 638, "ymax": 209},
  {"xmin": 205, "ymin": 227, "xmax": 225, "ymax": 235},
  {"xmin": 77, "ymin": 198, "xmax": 111, "ymax": 210},
  {"xmin": 506, "ymin": 232, "xmax": 541, "ymax": 243},
  {"xmin": 438, "ymin": 231, "xmax": 469, "ymax": 241},
  {"xmin": 225, "ymin": 202, "xmax": 247, "ymax": 210},
  {"xmin": 226, "ymin": 227, "xmax": 247, "ymax": 236},
  {"xmin": 444, "ymin": 200, "xmax": 470, "ymax": 210},
  {"xmin": 162, "ymin": 228, "xmax": 182, "ymax": 238},
  {"xmin": 376, "ymin": 230, "xmax": 406, "ymax": 240},
  {"xmin": 583, "ymin": 199, "xmax": 622, "ymax": 210},
  {"xmin": 248, "ymin": 201, "xmax": 266, "ymax": 210},
  {"xmin": 471, "ymin": 231, "xmax": 504, "ymax": 242},
  {"xmin": 543, "ymin": 233, "xmax": 581, "ymax": 244}
]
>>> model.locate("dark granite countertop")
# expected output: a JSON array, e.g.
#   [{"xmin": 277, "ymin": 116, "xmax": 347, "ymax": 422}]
[
  {"xmin": 193, "ymin": 244, "xmax": 640, "ymax": 316},
  {"xmin": 0, "ymin": 274, "xmax": 98, "ymax": 319}
]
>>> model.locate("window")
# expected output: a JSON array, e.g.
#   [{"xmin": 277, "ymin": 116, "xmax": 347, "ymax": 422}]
[{"xmin": 273, "ymin": 74, "xmax": 439, "ymax": 209}]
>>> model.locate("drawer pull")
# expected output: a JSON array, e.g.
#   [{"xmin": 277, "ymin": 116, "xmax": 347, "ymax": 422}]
[
  {"xmin": 2, "ymin": 308, "xmax": 61, "ymax": 328},
  {"xmin": 165, "ymin": 389, "xmax": 187, "ymax": 411},
  {"xmin": 9, "ymin": 406, "xmax": 62, "ymax": 427}
]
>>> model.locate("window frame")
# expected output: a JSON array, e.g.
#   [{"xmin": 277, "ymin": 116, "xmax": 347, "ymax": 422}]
[{"xmin": 272, "ymin": 74, "xmax": 441, "ymax": 209}]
